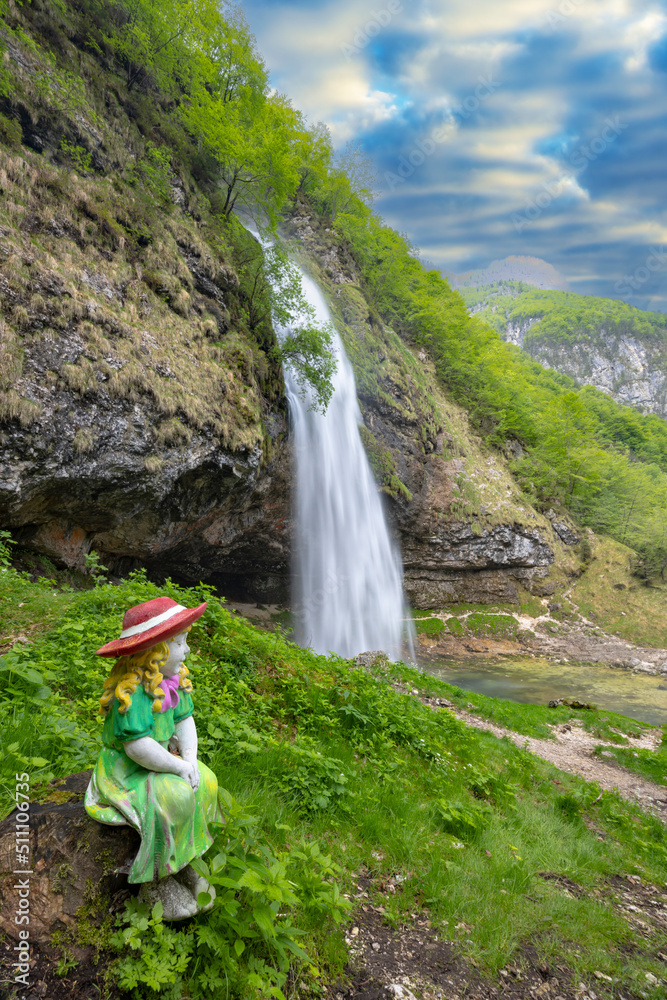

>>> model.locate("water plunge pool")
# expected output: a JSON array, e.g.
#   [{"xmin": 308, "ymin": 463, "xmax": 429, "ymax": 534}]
[{"xmin": 419, "ymin": 655, "xmax": 667, "ymax": 726}]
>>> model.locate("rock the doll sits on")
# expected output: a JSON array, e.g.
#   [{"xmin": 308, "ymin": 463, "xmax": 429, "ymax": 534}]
[{"xmin": 85, "ymin": 596, "xmax": 223, "ymax": 920}]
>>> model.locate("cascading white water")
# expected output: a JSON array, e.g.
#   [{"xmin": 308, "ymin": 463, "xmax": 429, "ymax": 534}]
[{"xmin": 275, "ymin": 269, "xmax": 411, "ymax": 660}]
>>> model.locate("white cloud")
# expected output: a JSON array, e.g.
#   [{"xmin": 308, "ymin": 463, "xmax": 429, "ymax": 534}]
[{"xmin": 241, "ymin": 0, "xmax": 667, "ymax": 306}]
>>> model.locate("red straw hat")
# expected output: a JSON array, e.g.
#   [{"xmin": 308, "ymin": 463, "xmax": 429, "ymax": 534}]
[{"xmin": 96, "ymin": 596, "xmax": 207, "ymax": 658}]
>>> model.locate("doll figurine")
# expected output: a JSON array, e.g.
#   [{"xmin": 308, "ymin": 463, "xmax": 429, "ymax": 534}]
[{"xmin": 85, "ymin": 596, "xmax": 223, "ymax": 920}]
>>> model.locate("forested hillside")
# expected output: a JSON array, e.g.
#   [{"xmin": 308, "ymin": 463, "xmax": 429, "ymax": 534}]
[{"xmin": 461, "ymin": 281, "xmax": 667, "ymax": 420}]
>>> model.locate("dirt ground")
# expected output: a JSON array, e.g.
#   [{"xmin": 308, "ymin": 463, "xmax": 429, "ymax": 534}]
[
  {"xmin": 426, "ymin": 694, "xmax": 667, "ymax": 820},
  {"xmin": 324, "ymin": 868, "xmax": 667, "ymax": 1000}
]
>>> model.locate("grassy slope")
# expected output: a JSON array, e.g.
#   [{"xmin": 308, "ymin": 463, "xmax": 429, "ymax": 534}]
[
  {"xmin": 0, "ymin": 7, "xmax": 282, "ymax": 456},
  {"xmin": 3, "ymin": 564, "xmax": 667, "ymax": 998}
]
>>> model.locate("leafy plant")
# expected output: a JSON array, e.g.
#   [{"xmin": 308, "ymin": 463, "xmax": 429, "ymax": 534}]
[
  {"xmin": 84, "ymin": 550, "xmax": 109, "ymax": 584},
  {"xmin": 128, "ymin": 143, "xmax": 173, "ymax": 208},
  {"xmin": 189, "ymin": 789, "xmax": 350, "ymax": 998},
  {"xmin": 274, "ymin": 740, "xmax": 351, "ymax": 813},
  {"xmin": 0, "ymin": 529, "xmax": 16, "ymax": 567},
  {"xmin": 433, "ymin": 798, "xmax": 491, "ymax": 841},
  {"xmin": 59, "ymin": 139, "xmax": 92, "ymax": 172},
  {"xmin": 109, "ymin": 897, "xmax": 193, "ymax": 999}
]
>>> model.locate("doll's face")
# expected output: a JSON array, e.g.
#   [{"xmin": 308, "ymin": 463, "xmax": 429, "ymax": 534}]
[{"xmin": 162, "ymin": 631, "xmax": 190, "ymax": 677}]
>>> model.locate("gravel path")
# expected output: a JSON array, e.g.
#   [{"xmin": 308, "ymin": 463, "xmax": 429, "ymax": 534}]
[
  {"xmin": 455, "ymin": 705, "xmax": 667, "ymax": 817},
  {"xmin": 393, "ymin": 683, "xmax": 667, "ymax": 818}
]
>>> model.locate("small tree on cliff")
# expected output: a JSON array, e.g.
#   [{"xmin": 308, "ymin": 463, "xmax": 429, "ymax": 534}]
[
  {"xmin": 228, "ymin": 222, "xmax": 336, "ymax": 413},
  {"xmin": 182, "ymin": 89, "xmax": 304, "ymax": 223}
]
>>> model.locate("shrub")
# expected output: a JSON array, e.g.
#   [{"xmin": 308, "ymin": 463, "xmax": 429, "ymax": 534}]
[{"xmin": 0, "ymin": 113, "xmax": 22, "ymax": 148}]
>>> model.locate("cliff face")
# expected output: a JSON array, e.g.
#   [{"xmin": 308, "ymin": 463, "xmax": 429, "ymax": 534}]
[
  {"xmin": 507, "ymin": 326, "xmax": 667, "ymax": 419},
  {"xmin": 0, "ymin": 11, "xmax": 567, "ymax": 610},
  {"xmin": 0, "ymin": 48, "xmax": 293, "ymax": 600},
  {"xmin": 463, "ymin": 284, "xmax": 667, "ymax": 420}
]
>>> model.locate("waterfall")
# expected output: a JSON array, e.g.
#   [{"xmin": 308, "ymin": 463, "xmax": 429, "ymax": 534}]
[{"xmin": 274, "ymin": 267, "xmax": 411, "ymax": 661}]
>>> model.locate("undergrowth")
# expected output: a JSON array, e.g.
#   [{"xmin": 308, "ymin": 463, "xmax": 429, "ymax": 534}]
[{"xmin": 1, "ymin": 543, "xmax": 667, "ymax": 997}]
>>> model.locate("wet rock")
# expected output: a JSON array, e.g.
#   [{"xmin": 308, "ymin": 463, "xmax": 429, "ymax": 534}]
[
  {"xmin": 355, "ymin": 651, "xmax": 390, "ymax": 670},
  {"xmin": 548, "ymin": 698, "xmax": 596, "ymax": 710}
]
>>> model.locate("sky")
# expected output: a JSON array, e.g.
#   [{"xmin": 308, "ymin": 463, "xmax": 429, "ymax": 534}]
[{"xmin": 240, "ymin": 0, "xmax": 667, "ymax": 312}]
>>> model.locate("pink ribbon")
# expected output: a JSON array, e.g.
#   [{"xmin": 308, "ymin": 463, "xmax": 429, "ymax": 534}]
[{"xmin": 159, "ymin": 675, "xmax": 180, "ymax": 712}]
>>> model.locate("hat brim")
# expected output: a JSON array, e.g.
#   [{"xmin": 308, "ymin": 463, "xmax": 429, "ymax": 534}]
[{"xmin": 96, "ymin": 602, "xmax": 207, "ymax": 658}]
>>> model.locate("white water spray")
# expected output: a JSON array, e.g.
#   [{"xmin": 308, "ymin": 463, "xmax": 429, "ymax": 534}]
[{"xmin": 275, "ymin": 268, "xmax": 411, "ymax": 660}]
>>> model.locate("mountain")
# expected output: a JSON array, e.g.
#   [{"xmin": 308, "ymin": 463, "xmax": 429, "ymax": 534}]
[
  {"xmin": 445, "ymin": 255, "xmax": 571, "ymax": 291},
  {"xmin": 459, "ymin": 282, "xmax": 667, "ymax": 419}
]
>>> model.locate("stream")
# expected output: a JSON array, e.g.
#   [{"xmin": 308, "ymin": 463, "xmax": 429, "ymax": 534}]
[{"xmin": 420, "ymin": 655, "xmax": 667, "ymax": 726}]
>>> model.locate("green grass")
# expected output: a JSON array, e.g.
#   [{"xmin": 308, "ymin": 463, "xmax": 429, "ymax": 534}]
[
  {"xmin": 466, "ymin": 612, "xmax": 518, "ymax": 637},
  {"xmin": 389, "ymin": 663, "xmax": 650, "ymax": 743},
  {"xmin": 2, "ymin": 560, "xmax": 667, "ymax": 997},
  {"xmin": 414, "ymin": 616, "xmax": 445, "ymax": 637},
  {"xmin": 0, "ymin": 567, "xmax": 78, "ymax": 646},
  {"xmin": 569, "ymin": 536, "xmax": 667, "ymax": 647},
  {"xmin": 594, "ymin": 737, "xmax": 667, "ymax": 786}
]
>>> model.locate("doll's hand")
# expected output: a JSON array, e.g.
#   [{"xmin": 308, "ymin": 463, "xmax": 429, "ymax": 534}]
[{"xmin": 178, "ymin": 759, "xmax": 200, "ymax": 791}]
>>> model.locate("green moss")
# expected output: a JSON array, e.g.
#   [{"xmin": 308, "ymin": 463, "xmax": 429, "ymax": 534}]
[
  {"xmin": 51, "ymin": 862, "xmax": 74, "ymax": 894},
  {"xmin": 446, "ymin": 616, "xmax": 464, "ymax": 636},
  {"xmin": 415, "ymin": 617, "xmax": 445, "ymax": 637},
  {"xmin": 358, "ymin": 424, "xmax": 412, "ymax": 500},
  {"xmin": 0, "ymin": 113, "xmax": 22, "ymax": 149},
  {"xmin": 466, "ymin": 613, "xmax": 519, "ymax": 638}
]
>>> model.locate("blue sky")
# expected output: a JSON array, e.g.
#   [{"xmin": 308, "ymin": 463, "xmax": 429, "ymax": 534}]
[{"xmin": 241, "ymin": 0, "xmax": 667, "ymax": 311}]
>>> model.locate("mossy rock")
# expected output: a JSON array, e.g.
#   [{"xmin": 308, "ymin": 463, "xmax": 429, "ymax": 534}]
[
  {"xmin": 445, "ymin": 616, "xmax": 464, "ymax": 636},
  {"xmin": 466, "ymin": 613, "xmax": 518, "ymax": 637},
  {"xmin": 415, "ymin": 617, "xmax": 445, "ymax": 637}
]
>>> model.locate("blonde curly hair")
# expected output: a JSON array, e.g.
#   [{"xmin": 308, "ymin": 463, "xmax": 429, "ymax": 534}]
[{"xmin": 99, "ymin": 635, "xmax": 193, "ymax": 716}]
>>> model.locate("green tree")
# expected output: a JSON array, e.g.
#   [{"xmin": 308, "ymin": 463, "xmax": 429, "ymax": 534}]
[
  {"xmin": 182, "ymin": 89, "xmax": 304, "ymax": 222},
  {"xmin": 101, "ymin": 0, "xmax": 221, "ymax": 92},
  {"xmin": 228, "ymin": 222, "xmax": 336, "ymax": 412}
]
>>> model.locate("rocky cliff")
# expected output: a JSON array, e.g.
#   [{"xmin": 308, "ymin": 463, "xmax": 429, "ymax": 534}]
[
  {"xmin": 462, "ymin": 282, "xmax": 667, "ymax": 419},
  {"xmin": 0, "ymin": 8, "xmax": 570, "ymax": 610},
  {"xmin": 0, "ymin": 69, "xmax": 293, "ymax": 599},
  {"xmin": 506, "ymin": 325, "xmax": 667, "ymax": 418}
]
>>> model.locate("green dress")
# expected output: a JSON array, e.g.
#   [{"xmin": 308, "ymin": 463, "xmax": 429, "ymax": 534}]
[{"xmin": 85, "ymin": 684, "xmax": 222, "ymax": 884}]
